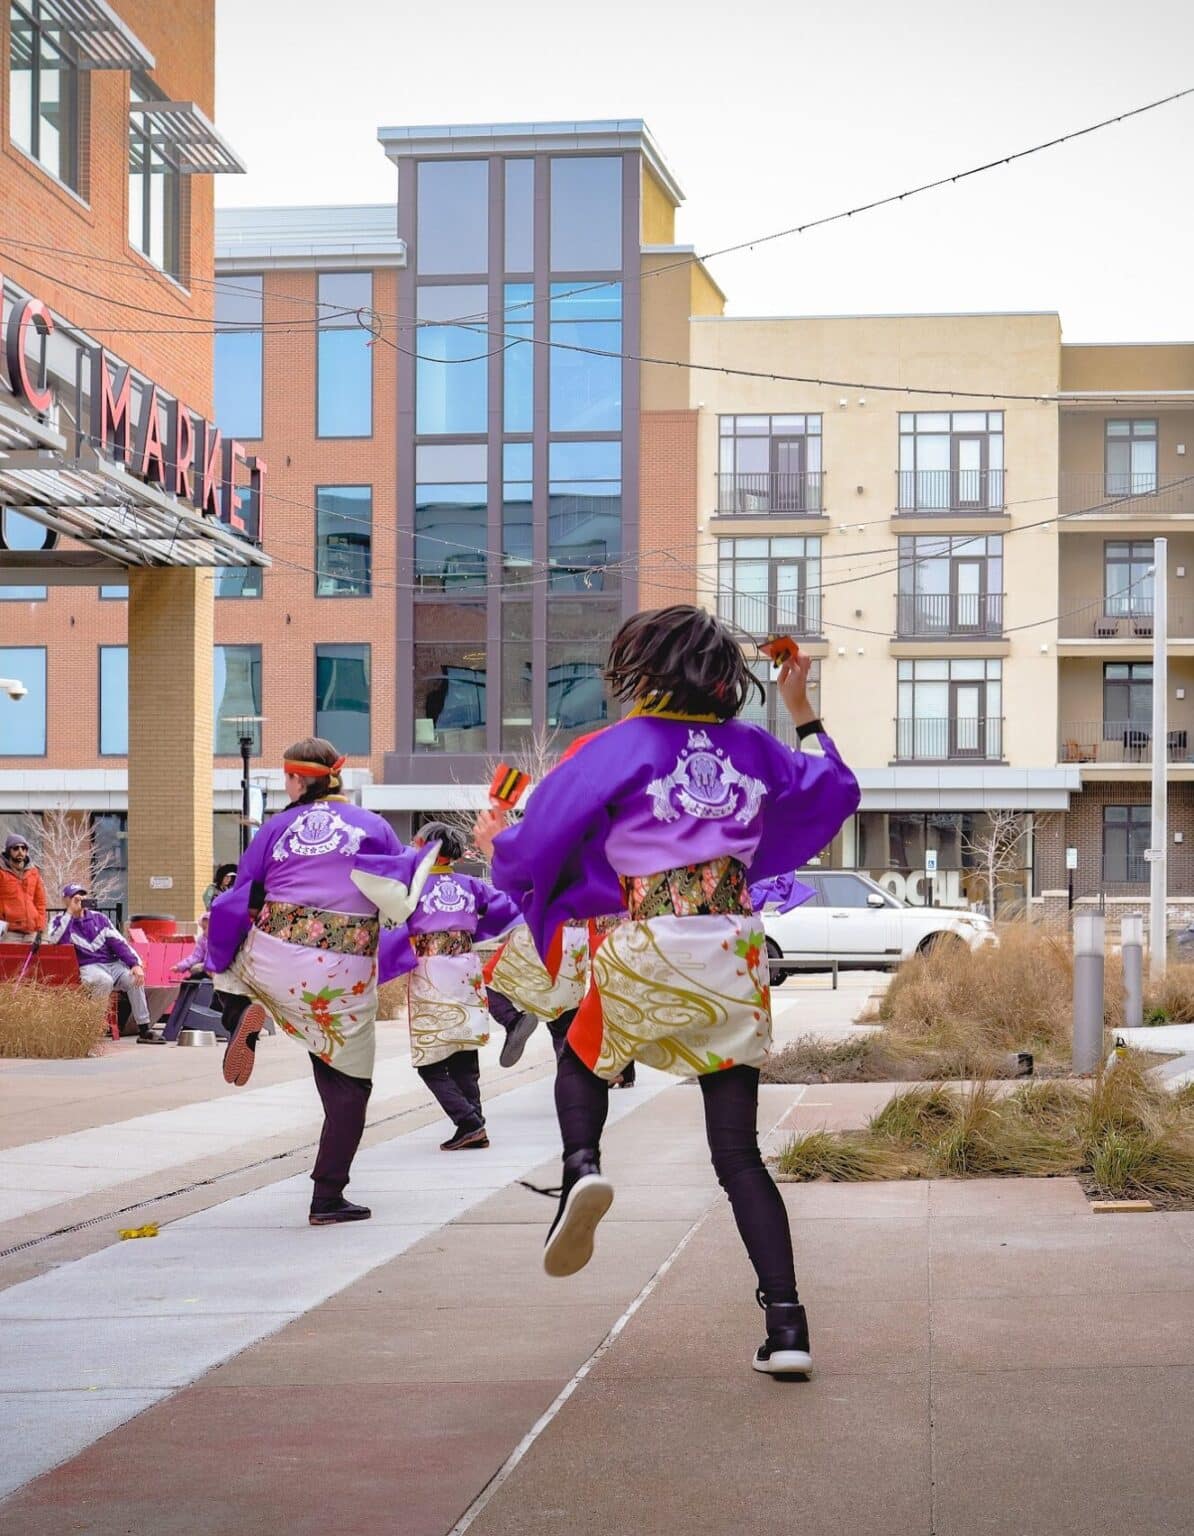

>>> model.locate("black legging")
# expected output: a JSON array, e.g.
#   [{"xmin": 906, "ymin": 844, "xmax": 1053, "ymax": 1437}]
[
  {"xmin": 417, "ymin": 1049, "xmax": 484, "ymax": 1133},
  {"xmin": 554, "ymin": 1044, "xmax": 797, "ymax": 1304}
]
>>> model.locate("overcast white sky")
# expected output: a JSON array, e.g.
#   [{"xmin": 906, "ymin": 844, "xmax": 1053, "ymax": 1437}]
[{"xmin": 215, "ymin": 0, "xmax": 1194, "ymax": 342}]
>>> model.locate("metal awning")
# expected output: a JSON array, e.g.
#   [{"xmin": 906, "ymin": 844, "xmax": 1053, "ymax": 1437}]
[
  {"xmin": 35, "ymin": 0, "xmax": 155, "ymax": 71},
  {"xmin": 133, "ymin": 100, "xmax": 246, "ymax": 174},
  {"xmin": 0, "ymin": 404, "xmax": 267, "ymax": 571}
]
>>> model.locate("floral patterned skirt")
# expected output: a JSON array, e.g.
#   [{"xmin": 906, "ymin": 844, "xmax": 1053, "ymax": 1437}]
[
  {"xmin": 213, "ymin": 925, "xmax": 377, "ymax": 1080},
  {"xmin": 408, "ymin": 951, "xmax": 490, "ymax": 1069},
  {"xmin": 485, "ymin": 922, "xmax": 589, "ymax": 1021},
  {"xmin": 566, "ymin": 913, "xmax": 772, "ymax": 1082}
]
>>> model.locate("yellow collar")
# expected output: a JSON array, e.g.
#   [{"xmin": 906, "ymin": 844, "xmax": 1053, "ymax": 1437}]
[
  {"xmin": 628, "ymin": 698, "xmax": 721, "ymax": 723},
  {"xmin": 432, "ymin": 860, "xmax": 454, "ymax": 872}
]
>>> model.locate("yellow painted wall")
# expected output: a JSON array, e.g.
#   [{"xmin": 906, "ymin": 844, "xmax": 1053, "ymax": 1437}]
[
  {"xmin": 640, "ymin": 164, "xmax": 676, "ymax": 245},
  {"xmin": 1061, "ymin": 344, "xmax": 1194, "ymax": 393}
]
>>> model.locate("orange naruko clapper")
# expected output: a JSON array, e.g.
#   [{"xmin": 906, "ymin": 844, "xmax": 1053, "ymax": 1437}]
[
  {"xmin": 489, "ymin": 763, "xmax": 532, "ymax": 808},
  {"xmin": 759, "ymin": 635, "xmax": 800, "ymax": 666}
]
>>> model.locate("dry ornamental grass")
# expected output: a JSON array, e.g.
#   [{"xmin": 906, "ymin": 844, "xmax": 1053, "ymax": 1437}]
[{"xmin": 0, "ymin": 981, "xmax": 109, "ymax": 1059}]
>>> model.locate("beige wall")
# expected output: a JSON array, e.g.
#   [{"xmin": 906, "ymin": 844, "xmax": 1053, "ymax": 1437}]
[
  {"xmin": 1058, "ymin": 656, "xmax": 1194, "ymax": 740},
  {"xmin": 1061, "ymin": 344, "xmax": 1194, "ymax": 393},
  {"xmin": 1058, "ymin": 533, "xmax": 1194, "ymax": 638},
  {"xmin": 1060, "ymin": 407, "xmax": 1194, "ymax": 483},
  {"xmin": 689, "ymin": 313, "xmax": 1062, "ymax": 770}
]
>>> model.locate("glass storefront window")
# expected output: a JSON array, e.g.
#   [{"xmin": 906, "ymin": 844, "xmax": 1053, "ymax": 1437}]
[
  {"xmin": 417, "ymin": 159, "xmax": 489, "ymax": 275},
  {"xmin": 549, "ymin": 156, "xmax": 622, "ymax": 271},
  {"xmin": 415, "ymin": 482, "xmax": 486, "ymax": 592}
]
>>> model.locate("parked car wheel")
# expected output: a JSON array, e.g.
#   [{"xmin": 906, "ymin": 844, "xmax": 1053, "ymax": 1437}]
[
  {"xmin": 917, "ymin": 930, "xmax": 966, "ymax": 958},
  {"xmin": 766, "ymin": 937, "xmax": 788, "ymax": 987}
]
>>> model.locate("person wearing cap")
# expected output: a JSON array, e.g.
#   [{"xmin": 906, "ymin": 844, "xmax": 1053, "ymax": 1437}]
[
  {"xmin": 0, "ymin": 833, "xmax": 47, "ymax": 942},
  {"xmin": 47, "ymin": 885, "xmax": 152, "ymax": 1033}
]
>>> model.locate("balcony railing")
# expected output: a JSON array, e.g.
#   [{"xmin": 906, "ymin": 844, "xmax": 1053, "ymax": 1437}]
[
  {"xmin": 721, "ymin": 591, "xmax": 823, "ymax": 637},
  {"xmin": 896, "ymin": 469, "xmax": 1005, "ymax": 514},
  {"xmin": 716, "ymin": 471, "xmax": 825, "ymax": 516},
  {"xmin": 894, "ymin": 716, "xmax": 1003, "ymax": 761},
  {"xmin": 1060, "ymin": 472, "xmax": 1194, "ymax": 519},
  {"xmin": 896, "ymin": 592, "xmax": 1004, "ymax": 637},
  {"xmin": 1060, "ymin": 721, "xmax": 1191, "ymax": 765},
  {"xmin": 1058, "ymin": 599, "xmax": 1155, "ymax": 641}
]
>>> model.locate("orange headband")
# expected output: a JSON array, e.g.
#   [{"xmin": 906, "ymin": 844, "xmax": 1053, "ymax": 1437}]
[{"xmin": 284, "ymin": 756, "xmax": 346, "ymax": 778}]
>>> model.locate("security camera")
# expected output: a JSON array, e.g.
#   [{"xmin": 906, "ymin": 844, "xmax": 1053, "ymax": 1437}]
[{"xmin": 5, "ymin": 683, "xmax": 27, "ymax": 701}]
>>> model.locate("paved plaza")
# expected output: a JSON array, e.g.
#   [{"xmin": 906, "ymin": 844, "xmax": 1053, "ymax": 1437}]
[{"xmin": 2, "ymin": 977, "xmax": 1193, "ymax": 1535}]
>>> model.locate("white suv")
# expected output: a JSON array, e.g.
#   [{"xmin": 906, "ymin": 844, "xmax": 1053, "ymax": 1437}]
[{"xmin": 760, "ymin": 869, "xmax": 996, "ymax": 980}]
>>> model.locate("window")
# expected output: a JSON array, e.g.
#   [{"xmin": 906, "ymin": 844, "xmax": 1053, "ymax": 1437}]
[
  {"xmin": 1105, "ymin": 420, "xmax": 1157, "ymax": 497},
  {"xmin": 501, "ymin": 600, "xmax": 532, "ymax": 752},
  {"xmin": 413, "ymin": 604, "xmax": 486, "ymax": 752},
  {"xmin": 546, "ymin": 599, "xmax": 616, "ymax": 746},
  {"xmin": 818, "ymin": 873, "xmax": 876, "ymax": 909},
  {"xmin": 0, "ymin": 507, "xmax": 51, "ymax": 600},
  {"xmin": 0, "ymin": 646, "xmax": 45, "ymax": 754},
  {"xmin": 896, "ymin": 658, "xmax": 1002, "ymax": 760},
  {"xmin": 98, "ymin": 646, "xmax": 127, "ymax": 755},
  {"xmin": 550, "ymin": 157, "xmax": 622, "ymax": 271},
  {"xmin": 416, "ymin": 160, "xmax": 489, "ymax": 275},
  {"xmin": 717, "ymin": 536, "xmax": 822, "ymax": 636},
  {"xmin": 9, "ymin": 2, "xmax": 79, "ymax": 191},
  {"xmin": 214, "ymin": 275, "xmax": 263, "ymax": 439},
  {"xmin": 129, "ymin": 81, "xmax": 181, "ymax": 278},
  {"xmin": 502, "ymin": 442, "xmax": 532, "ymax": 584},
  {"xmin": 214, "ymin": 489, "xmax": 262, "ymax": 598},
  {"xmin": 504, "ymin": 159, "xmax": 534, "ymax": 272},
  {"xmin": 315, "ymin": 644, "xmax": 370, "ymax": 755},
  {"xmin": 100, "ymin": 584, "xmax": 128, "ymax": 600},
  {"xmin": 503, "ymin": 282, "xmax": 534, "ymax": 433},
  {"xmin": 898, "ymin": 412, "xmax": 1004, "ymax": 511},
  {"xmin": 1104, "ymin": 541, "xmax": 1154, "ymax": 618},
  {"xmin": 1103, "ymin": 662, "xmax": 1152, "ymax": 736},
  {"xmin": 416, "ymin": 285, "xmax": 488, "ymax": 435},
  {"xmin": 214, "ymin": 645, "xmax": 262, "ymax": 755},
  {"xmin": 897, "ymin": 534, "xmax": 1004, "ymax": 635},
  {"xmin": 1103, "ymin": 805, "xmax": 1150, "ymax": 884},
  {"xmin": 548, "ymin": 441, "xmax": 620, "ymax": 592},
  {"xmin": 549, "ymin": 283, "xmax": 621, "ymax": 432},
  {"xmin": 718, "ymin": 415, "xmax": 823, "ymax": 514},
  {"xmin": 315, "ymin": 486, "xmax": 372, "ymax": 597},
  {"xmin": 415, "ymin": 445, "xmax": 486, "ymax": 592},
  {"xmin": 741, "ymin": 657, "xmax": 822, "ymax": 745},
  {"xmin": 90, "ymin": 812, "xmax": 127, "ymax": 918},
  {"xmin": 317, "ymin": 272, "xmax": 372, "ymax": 437}
]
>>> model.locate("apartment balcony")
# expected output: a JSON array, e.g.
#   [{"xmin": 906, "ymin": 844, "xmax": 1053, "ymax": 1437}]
[
  {"xmin": 896, "ymin": 592, "xmax": 1004, "ymax": 638},
  {"xmin": 894, "ymin": 716, "xmax": 1004, "ymax": 762},
  {"xmin": 1058, "ymin": 601, "xmax": 1155, "ymax": 643},
  {"xmin": 895, "ymin": 469, "xmax": 1006, "ymax": 515},
  {"xmin": 1059, "ymin": 472, "xmax": 1194, "ymax": 521},
  {"xmin": 724, "ymin": 591, "xmax": 823, "ymax": 639},
  {"xmin": 1059, "ymin": 721, "xmax": 1191, "ymax": 766},
  {"xmin": 715, "ymin": 471, "xmax": 825, "ymax": 517}
]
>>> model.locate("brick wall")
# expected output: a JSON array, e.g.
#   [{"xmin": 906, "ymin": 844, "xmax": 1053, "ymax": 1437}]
[
  {"xmin": 1037, "ymin": 782, "xmax": 1194, "ymax": 899},
  {"xmin": 638, "ymin": 409, "xmax": 698, "ymax": 610}
]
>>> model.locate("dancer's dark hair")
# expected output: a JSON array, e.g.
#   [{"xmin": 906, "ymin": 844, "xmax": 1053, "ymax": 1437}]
[
  {"xmin": 417, "ymin": 821, "xmax": 465, "ymax": 861},
  {"xmin": 604, "ymin": 605, "xmax": 764, "ymax": 720},
  {"xmin": 283, "ymin": 736, "xmax": 344, "ymax": 805}
]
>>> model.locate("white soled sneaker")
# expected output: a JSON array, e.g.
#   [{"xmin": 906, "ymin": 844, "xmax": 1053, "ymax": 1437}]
[
  {"xmin": 752, "ymin": 1299, "xmax": 813, "ymax": 1377},
  {"xmin": 536, "ymin": 1149, "xmax": 614, "ymax": 1278}
]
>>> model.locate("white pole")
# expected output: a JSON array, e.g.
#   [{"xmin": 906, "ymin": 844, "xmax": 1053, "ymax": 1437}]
[{"xmin": 1150, "ymin": 537, "xmax": 1168, "ymax": 978}]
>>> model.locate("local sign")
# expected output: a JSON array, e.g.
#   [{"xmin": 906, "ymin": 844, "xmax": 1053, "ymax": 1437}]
[{"xmin": 1, "ymin": 273, "xmax": 266, "ymax": 536}]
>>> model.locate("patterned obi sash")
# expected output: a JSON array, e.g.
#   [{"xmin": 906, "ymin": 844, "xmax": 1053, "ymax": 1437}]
[
  {"xmin": 254, "ymin": 901, "xmax": 380, "ymax": 956},
  {"xmin": 412, "ymin": 930, "xmax": 474, "ymax": 958},
  {"xmin": 620, "ymin": 857, "xmax": 753, "ymax": 922}
]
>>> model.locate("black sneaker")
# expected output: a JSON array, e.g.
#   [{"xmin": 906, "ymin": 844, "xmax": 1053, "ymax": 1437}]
[
  {"xmin": 441, "ymin": 1125, "xmax": 490, "ymax": 1151},
  {"xmin": 499, "ymin": 1011, "xmax": 538, "ymax": 1068},
  {"xmin": 222, "ymin": 1002, "xmax": 267, "ymax": 1086},
  {"xmin": 308, "ymin": 1198, "xmax": 372, "ymax": 1226},
  {"xmin": 752, "ymin": 1299, "xmax": 813, "ymax": 1376},
  {"xmin": 537, "ymin": 1149, "xmax": 614, "ymax": 1278}
]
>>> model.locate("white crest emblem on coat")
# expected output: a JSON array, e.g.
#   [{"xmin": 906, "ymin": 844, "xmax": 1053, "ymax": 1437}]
[
  {"xmin": 646, "ymin": 729, "xmax": 767, "ymax": 825},
  {"xmin": 273, "ymin": 806, "xmax": 365, "ymax": 861},
  {"xmin": 420, "ymin": 877, "xmax": 474, "ymax": 917}
]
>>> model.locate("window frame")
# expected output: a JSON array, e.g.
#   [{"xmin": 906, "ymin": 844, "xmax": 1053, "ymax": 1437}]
[
  {"xmin": 716, "ymin": 413, "xmax": 824, "ymax": 516},
  {"xmin": 716, "ymin": 535, "xmax": 823, "ymax": 637},
  {"xmin": 214, "ymin": 273, "xmax": 264, "ymax": 441},
  {"xmin": 128, "ymin": 76, "xmax": 182, "ymax": 280},
  {"xmin": 897, "ymin": 411, "xmax": 1005, "ymax": 512},
  {"xmin": 1104, "ymin": 418, "xmax": 1158, "ymax": 497},
  {"xmin": 314, "ymin": 642, "xmax": 371, "ymax": 755},
  {"xmin": 97, "ymin": 644, "xmax": 128, "ymax": 757},
  {"xmin": 1103, "ymin": 661, "xmax": 1153, "ymax": 737},
  {"xmin": 1103, "ymin": 539, "xmax": 1154, "ymax": 618},
  {"xmin": 316, "ymin": 270, "xmax": 374, "ymax": 440},
  {"xmin": 8, "ymin": 0, "xmax": 81, "ymax": 193},
  {"xmin": 0, "ymin": 643, "xmax": 47, "ymax": 757},
  {"xmin": 314, "ymin": 484, "xmax": 373, "ymax": 598},
  {"xmin": 213, "ymin": 643, "xmax": 263, "ymax": 757},
  {"xmin": 1102, "ymin": 803, "xmax": 1150, "ymax": 884}
]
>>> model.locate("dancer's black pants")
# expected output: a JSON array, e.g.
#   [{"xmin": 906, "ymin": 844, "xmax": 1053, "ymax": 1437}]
[
  {"xmin": 218, "ymin": 992, "xmax": 372, "ymax": 1206},
  {"xmin": 554, "ymin": 1045, "xmax": 795, "ymax": 1303},
  {"xmin": 417, "ymin": 1049, "xmax": 483, "ymax": 1133}
]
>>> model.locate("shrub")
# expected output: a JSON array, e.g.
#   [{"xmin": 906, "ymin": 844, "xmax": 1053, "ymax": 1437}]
[
  {"xmin": 773, "ymin": 1128, "xmax": 910, "ymax": 1182},
  {"xmin": 0, "ymin": 980, "xmax": 109, "ymax": 1059}
]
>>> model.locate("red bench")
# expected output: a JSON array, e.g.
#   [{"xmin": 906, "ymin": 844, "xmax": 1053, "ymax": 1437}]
[{"xmin": 0, "ymin": 944, "xmax": 121, "ymax": 1040}]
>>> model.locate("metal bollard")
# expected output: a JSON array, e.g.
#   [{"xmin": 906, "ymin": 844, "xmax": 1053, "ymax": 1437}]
[
  {"xmin": 1122, "ymin": 913, "xmax": 1144, "ymax": 1031},
  {"xmin": 1072, "ymin": 911, "xmax": 1105, "ymax": 1075}
]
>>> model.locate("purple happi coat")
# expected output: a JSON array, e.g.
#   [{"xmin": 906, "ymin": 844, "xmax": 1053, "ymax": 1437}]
[
  {"xmin": 406, "ymin": 869, "xmax": 523, "ymax": 944},
  {"xmin": 492, "ymin": 716, "xmax": 860, "ymax": 962},
  {"xmin": 748, "ymin": 871, "xmax": 817, "ymax": 914}
]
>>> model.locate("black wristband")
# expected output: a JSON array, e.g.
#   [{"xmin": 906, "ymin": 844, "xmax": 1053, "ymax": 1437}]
[{"xmin": 796, "ymin": 718, "xmax": 825, "ymax": 743}]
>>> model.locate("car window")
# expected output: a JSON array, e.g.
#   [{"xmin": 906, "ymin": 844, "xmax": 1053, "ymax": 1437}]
[{"xmin": 817, "ymin": 874, "xmax": 874, "ymax": 909}]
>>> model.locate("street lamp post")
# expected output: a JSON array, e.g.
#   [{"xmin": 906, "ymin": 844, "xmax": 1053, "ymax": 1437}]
[{"xmin": 221, "ymin": 715, "xmax": 267, "ymax": 855}]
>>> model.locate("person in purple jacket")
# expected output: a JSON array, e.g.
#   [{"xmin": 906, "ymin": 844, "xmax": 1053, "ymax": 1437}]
[
  {"xmin": 476, "ymin": 605, "xmax": 860, "ymax": 1377},
  {"xmin": 48, "ymin": 885, "xmax": 151, "ymax": 1032},
  {"xmin": 208, "ymin": 736, "xmax": 435, "ymax": 1226},
  {"xmin": 403, "ymin": 822, "xmax": 522, "ymax": 1149}
]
